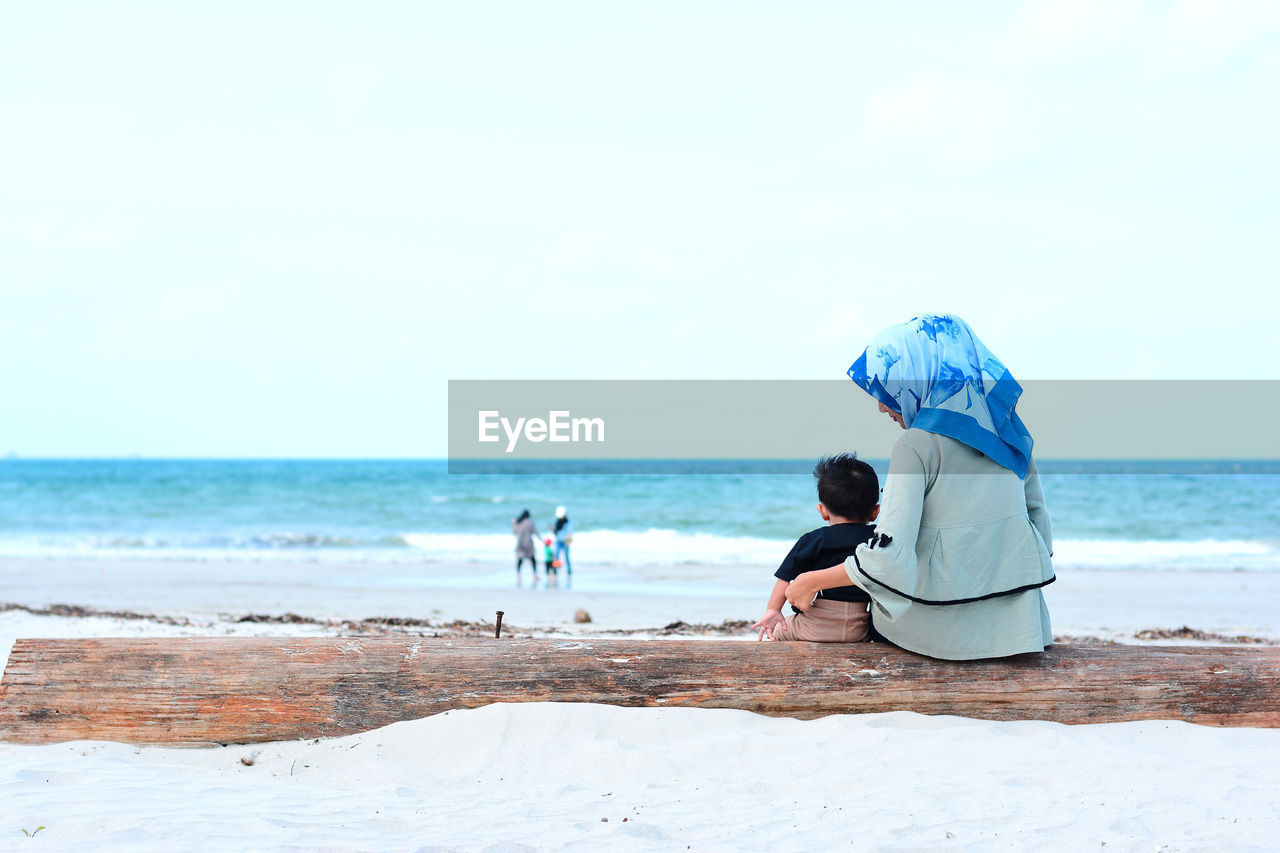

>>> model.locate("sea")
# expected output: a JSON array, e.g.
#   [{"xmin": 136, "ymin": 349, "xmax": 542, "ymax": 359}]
[{"xmin": 0, "ymin": 459, "xmax": 1277, "ymax": 574}]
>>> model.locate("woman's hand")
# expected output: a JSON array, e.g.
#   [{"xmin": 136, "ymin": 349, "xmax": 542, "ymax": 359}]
[
  {"xmin": 751, "ymin": 609, "xmax": 788, "ymax": 641},
  {"xmin": 785, "ymin": 564, "xmax": 853, "ymax": 612},
  {"xmin": 784, "ymin": 574, "xmax": 820, "ymax": 612}
]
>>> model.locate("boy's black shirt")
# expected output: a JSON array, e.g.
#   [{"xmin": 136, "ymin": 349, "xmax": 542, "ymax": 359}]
[{"xmin": 774, "ymin": 522, "xmax": 876, "ymax": 611}]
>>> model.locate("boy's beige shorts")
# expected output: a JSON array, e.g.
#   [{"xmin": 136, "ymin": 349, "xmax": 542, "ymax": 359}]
[{"xmin": 771, "ymin": 597, "xmax": 870, "ymax": 643}]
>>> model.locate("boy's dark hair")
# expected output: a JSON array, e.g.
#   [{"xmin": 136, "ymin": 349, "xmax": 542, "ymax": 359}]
[{"xmin": 813, "ymin": 454, "xmax": 879, "ymax": 521}]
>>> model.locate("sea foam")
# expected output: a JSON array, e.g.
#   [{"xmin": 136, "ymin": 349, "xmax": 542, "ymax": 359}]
[{"xmin": 0, "ymin": 529, "xmax": 1275, "ymax": 572}]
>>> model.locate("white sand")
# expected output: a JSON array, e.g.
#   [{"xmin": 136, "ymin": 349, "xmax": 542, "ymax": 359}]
[
  {"xmin": 2, "ymin": 557, "xmax": 1279, "ymax": 850},
  {"xmin": 2, "ymin": 704, "xmax": 1278, "ymax": 851}
]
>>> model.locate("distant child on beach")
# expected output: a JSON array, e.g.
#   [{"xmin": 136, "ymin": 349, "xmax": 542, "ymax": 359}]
[
  {"xmin": 543, "ymin": 537, "xmax": 558, "ymax": 584},
  {"xmin": 752, "ymin": 454, "xmax": 879, "ymax": 642}
]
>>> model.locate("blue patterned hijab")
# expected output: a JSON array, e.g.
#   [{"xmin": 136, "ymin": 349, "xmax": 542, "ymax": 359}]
[{"xmin": 847, "ymin": 314, "xmax": 1034, "ymax": 478}]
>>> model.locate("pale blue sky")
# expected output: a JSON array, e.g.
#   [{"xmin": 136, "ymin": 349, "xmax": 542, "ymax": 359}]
[{"xmin": 3, "ymin": 1, "xmax": 1278, "ymax": 456}]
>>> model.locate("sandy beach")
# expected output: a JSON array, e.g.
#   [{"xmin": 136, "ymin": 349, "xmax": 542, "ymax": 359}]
[
  {"xmin": 2, "ymin": 556, "xmax": 1279, "ymax": 851},
  {"xmin": 3, "ymin": 704, "xmax": 1278, "ymax": 851},
  {"xmin": 8, "ymin": 0, "xmax": 1280, "ymax": 845}
]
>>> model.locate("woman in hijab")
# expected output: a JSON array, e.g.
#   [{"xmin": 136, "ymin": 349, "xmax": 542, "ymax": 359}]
[
  {"xmin": 512, "ymin": 509, "xmax": 541, "ymax": 584},
  {"xmin": 785, "ymin": 314, "xmax": 1055, "ymax": 660}
]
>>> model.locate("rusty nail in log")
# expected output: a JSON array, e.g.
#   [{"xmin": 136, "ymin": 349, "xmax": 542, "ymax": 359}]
[{"xmin": 495, "ymin": 611, "xmax": 504, "ymax": 638}]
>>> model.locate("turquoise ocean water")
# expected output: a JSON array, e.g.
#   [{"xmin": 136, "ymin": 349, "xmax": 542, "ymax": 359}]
[{"xmin": 0, "ymin": 459, "xmax": 1277, "ymax": 572}]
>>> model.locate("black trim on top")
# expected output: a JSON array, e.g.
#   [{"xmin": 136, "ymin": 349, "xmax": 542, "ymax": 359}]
[{"xmin": 851, "ymin": 550, "xmax": 1056, "ymax": 607}]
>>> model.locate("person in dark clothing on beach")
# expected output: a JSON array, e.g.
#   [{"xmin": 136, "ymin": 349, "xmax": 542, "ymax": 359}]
[
  {"xmin": 553, "ymin": 506, "xmax": 573, "ymax": 578},
  {"xmin": 512, "ymin": 509, "xmax": 541, "ymax": 584}
]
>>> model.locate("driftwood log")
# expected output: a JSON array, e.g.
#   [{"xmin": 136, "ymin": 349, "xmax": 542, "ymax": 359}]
[{"xmin": 1, "ymin": 638, "xmax": 1277, "ymax": 745}]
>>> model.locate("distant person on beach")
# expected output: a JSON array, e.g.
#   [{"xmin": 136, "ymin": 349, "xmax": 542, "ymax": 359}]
[
  {"xmin": 784, "ymin": 314, "xmax": 1054, "ymax": 660},
  {"xmin": 553, "ymin": 506, "xmax": 573, "ymax": 578},
  {"xmin": 512, "ymin": 509, "xmax": 541, "ymax": 584},
  {"xmin": 543, "ymin": 537, "xmax": 559, "ymax": 586},
  {"xmin": 752, "ymin": 455, "xmax": 880, "ymax": 642}
]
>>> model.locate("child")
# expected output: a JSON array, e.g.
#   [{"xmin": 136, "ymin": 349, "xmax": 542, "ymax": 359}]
[
  {"xmin": 543, "ymin": 537, "xmax": 559, "ymax": 585},
  {"xmin": 752, "ymin": 454, "xmax": 879, "ymax": 642}
]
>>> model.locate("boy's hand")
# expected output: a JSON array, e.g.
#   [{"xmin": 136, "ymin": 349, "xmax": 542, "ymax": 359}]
[
  {"xmin": 751, "ymin": 609, "xmax": 788, "ymax": 641},
  {"xmin": 784, "ymin": 576, "xmax": 819, "ymax": 612}
]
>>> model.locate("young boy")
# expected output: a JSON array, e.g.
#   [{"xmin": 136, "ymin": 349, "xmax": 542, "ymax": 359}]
[
  {"xmin": 543, "ymin": 537, "xmax": 559, "ymax": 585},
  {"xmin": 752, "ymin": 454, "xmax": 879, "ymax": 642}
]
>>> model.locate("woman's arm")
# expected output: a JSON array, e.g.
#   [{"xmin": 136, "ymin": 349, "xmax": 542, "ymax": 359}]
[
  {"xmin": 844, "ymin": 441, "xmax": 927, "ymax": 615},
  {"xmin": 784, "ymin": 565, "xmax": 859, "ymax": 611},
  {"xmin": 1023, "ymin": 457, "xmax": 1053, "ymax": 557}
]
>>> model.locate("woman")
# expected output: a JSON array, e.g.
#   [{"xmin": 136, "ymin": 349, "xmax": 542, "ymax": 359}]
[
  {"xmin": 553, "ymin": 506, "xmax": 573, "ymax": 578},
  {"xmin": 512, "ymin": 509, "xmax": 540, "ymax": 583},
  {"xmin": 785, "ymin": 314, "xmax": 1054, "ymax": 660}
]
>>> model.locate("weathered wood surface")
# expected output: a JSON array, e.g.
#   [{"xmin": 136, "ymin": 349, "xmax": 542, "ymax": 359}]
[{"xmin": 1, "ymin": 638, "xmax": 1277, "ymax": 745}]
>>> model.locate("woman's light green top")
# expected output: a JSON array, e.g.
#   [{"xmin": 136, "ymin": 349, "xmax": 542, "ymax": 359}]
[{"xmin": 846, "ymin": 429, "xmax": 1054, "ymax": 660}]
